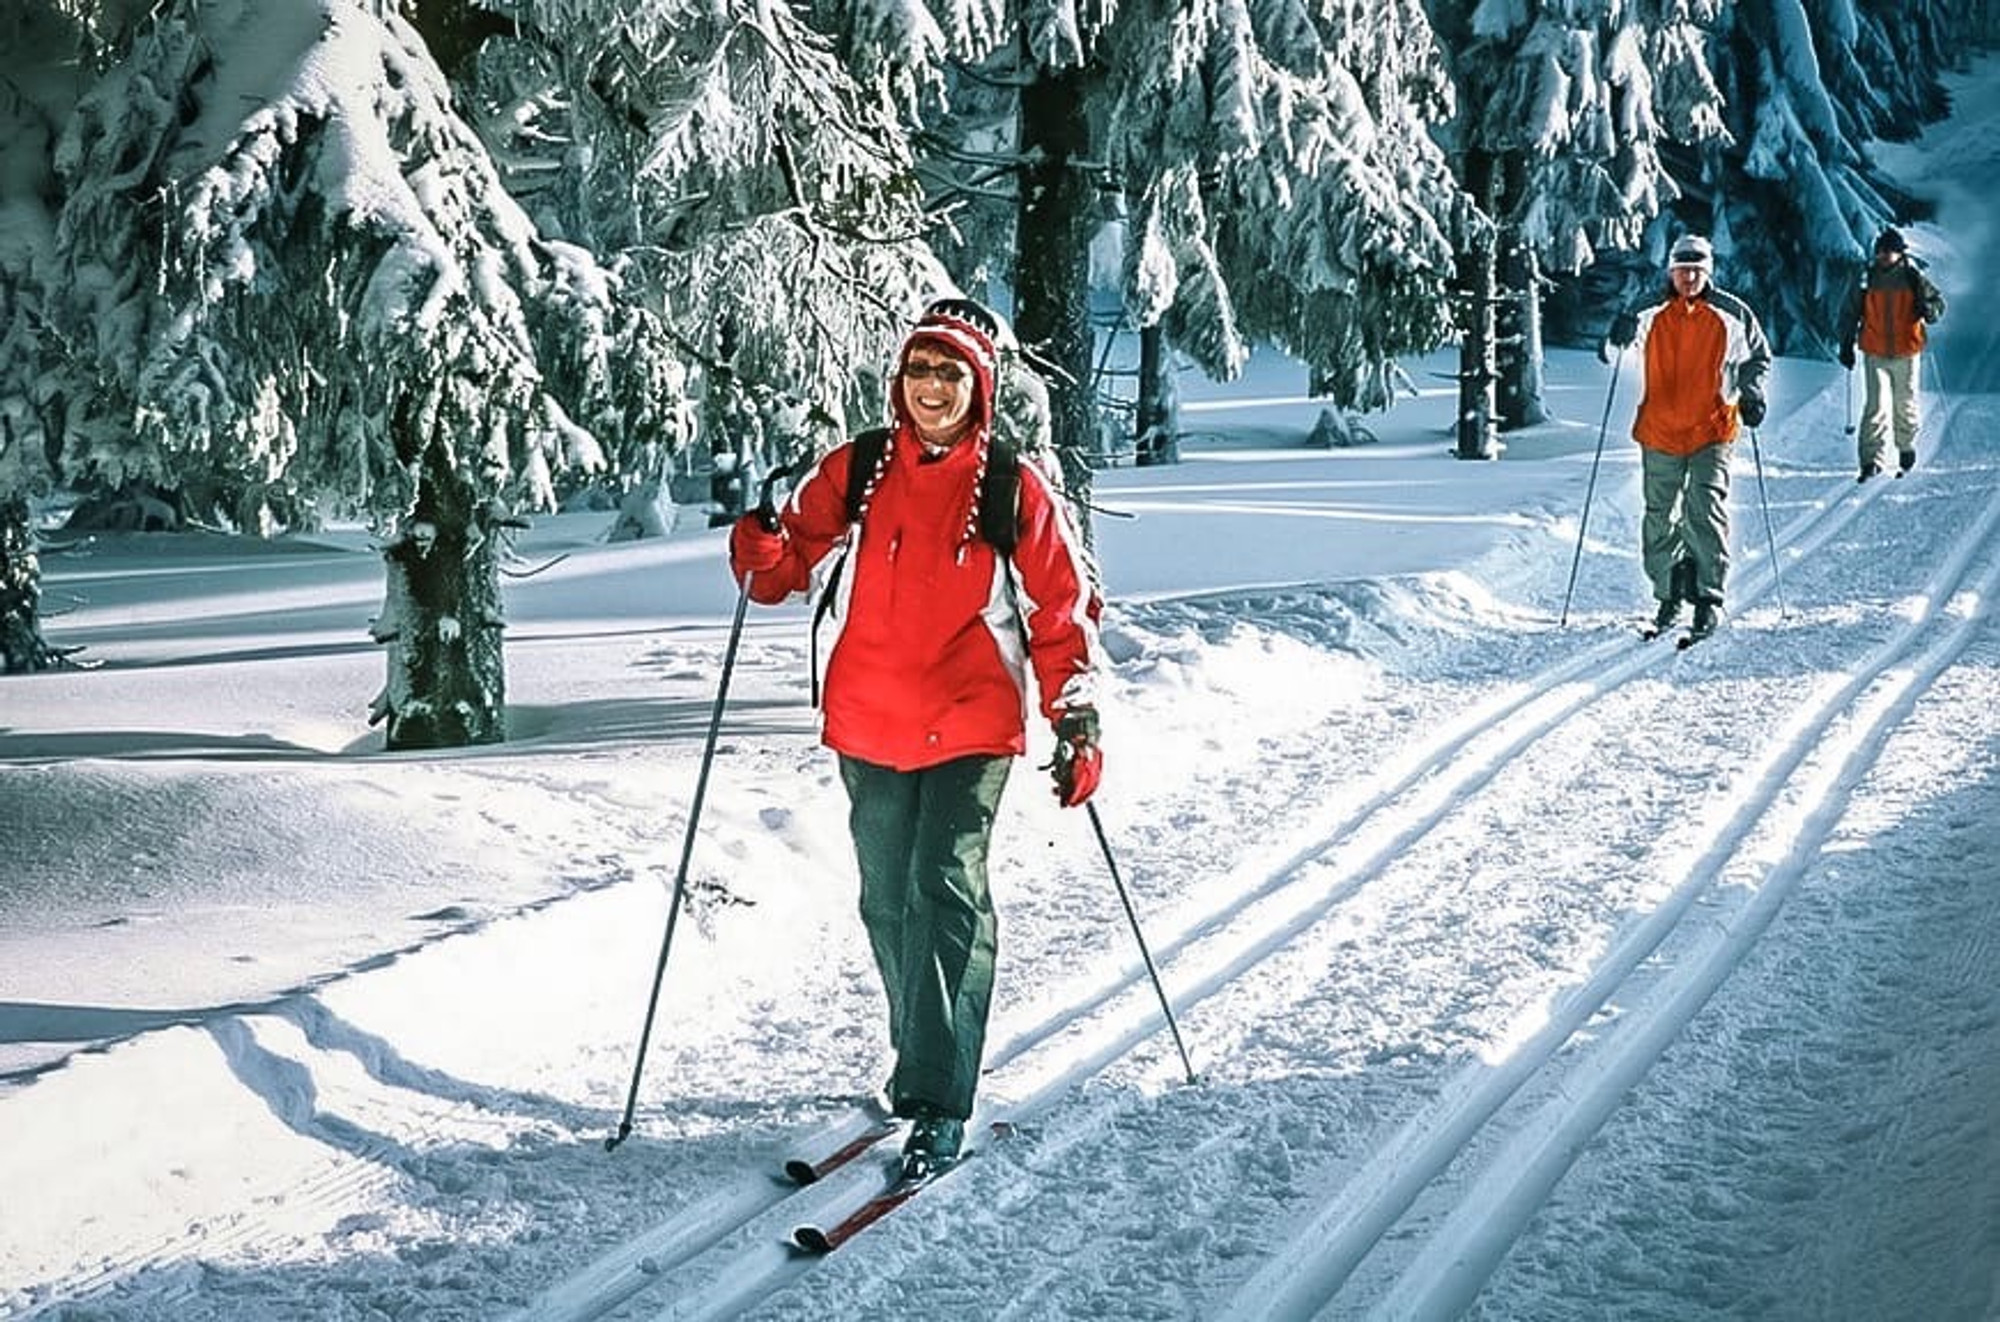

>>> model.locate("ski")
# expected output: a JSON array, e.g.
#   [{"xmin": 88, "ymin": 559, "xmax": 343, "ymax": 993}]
[
  {"xmin": 1676, "ymin": 629, "xmax": 1718, "ymax": 651},
  {"xmin": 792, "ymin": 1121, "xmax": 1012, "ymax": 1254},
  {"xmin": 793, "ymin": 1166, "xmax": 951, "ymax": 1254},
  {"xmin": 784, "ymin": 1120, "xmax": 900, "ymax": 1186}
]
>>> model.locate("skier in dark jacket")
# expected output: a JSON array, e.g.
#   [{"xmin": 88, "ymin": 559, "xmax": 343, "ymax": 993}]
[
  {"xmin": 729, "ymin": 299, "xmax": 1105, "ymax": 1178},
  {"xmin": 1603, "ymin": 234, "xmax": 1773, "ymax": 642},
  {"xmin": 1836, "ymin": 227, "xmax": 1945, "ymax": 481}
]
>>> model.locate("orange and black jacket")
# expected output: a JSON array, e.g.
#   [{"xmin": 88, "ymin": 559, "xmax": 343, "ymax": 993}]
[
  {"xmin": 1627, "ymin": 287, "xmax": 1774, "ymax": 457},
  {"xmin": 1837, "ymin": 258, "xmax": 1945, "ymax": 360}
]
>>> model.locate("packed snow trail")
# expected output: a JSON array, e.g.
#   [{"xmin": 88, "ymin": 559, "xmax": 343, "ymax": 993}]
[
  {"xmin": 738, "ymin": 324, "xmax": 2000, "ymax": 1317},
  {"xmin": 1227, "ymin": 394, "xmax": 2000, "ymax": 1319},
  {"xmin": 10, "ymin": 374, "xmax": 1994, "ymax": 1322},
  {"xmin": 486, "ymin": 375, "xmax": 1988, "ymax": 1321},
  {"xmin": 15, "ymin": 92, "xmax": 2000, "ymax": 1313}
]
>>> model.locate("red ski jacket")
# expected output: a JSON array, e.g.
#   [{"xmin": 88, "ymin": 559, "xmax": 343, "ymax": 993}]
[{"xmin": 735, "ymin": 425, "xmax": 1103, "ymax": 771}]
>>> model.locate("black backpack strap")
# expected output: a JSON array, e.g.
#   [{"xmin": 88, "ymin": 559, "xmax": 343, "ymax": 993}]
[
  {"xmin": 843, "ymin": 427, "xmax": 893, "ymax": 524},
  {"xmin": 978, "ymin": 433, "xmax": 1021, "ymax": 556},
  {"xmin": 811, "ymin": 553, "xmax": 844, "ymax": 708}
]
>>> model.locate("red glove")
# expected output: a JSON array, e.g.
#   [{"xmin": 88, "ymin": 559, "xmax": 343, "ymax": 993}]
[
  {"xmin": 1051, "ymin": 707, "xmax": 1102, "ymax": 808},
  {"xmin": 730, "ymin": 512, "xmax": 786, "ymax": 576}
]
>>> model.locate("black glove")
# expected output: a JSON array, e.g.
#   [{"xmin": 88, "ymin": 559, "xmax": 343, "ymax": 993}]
[
  {"xmin": 1738, "ymin": 390, "xmax": 1766, "ymax": 429},
  {"xmin": 1606, "ymin": 311, "xmax": 1638, "ymax": 349},
  {"xmin": 1838, "ymin": 343, "xmax": 1855, "ymax": 370},
  {"xmin": 1049, "ymin": 707, "xmax": 1102, "ymax": 808}
]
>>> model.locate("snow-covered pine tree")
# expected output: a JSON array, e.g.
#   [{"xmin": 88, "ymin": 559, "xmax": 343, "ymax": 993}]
[
  {"xmin": 817, "ymin": 0, "xmax": 1471, "ymax": 510},
  {"xmin": 1830, "ymin": 0, "xmax": 1956, "ymax": 143},
  {"xmin": 456, "ymin": 0, "xmax": 945, "ymax": 503},
  {"xmin": 1428, "ymin": 0, "xmax": 1728, "ymax": 450},
  {"xmin": 0, "ymin": 6, "xmax": 91, "ymax": 672},
  {"xmin": 799, "ymin": 0, "xmax": 1108, "ymax": 504},
  {"xmin": 21, "ymin": 0, "xmax": 679, "ymax": 744},
  {"xmin": 1111, "ymin": 0, "xmax": 1474, "ymax": 434},
  {"xmin": 1744, "ymin": 0, "xmax": 1960, "ymax": 348},
  {"xmin": 1632, "ymin": 0, "xmax": 1975, "ymax": 354}
]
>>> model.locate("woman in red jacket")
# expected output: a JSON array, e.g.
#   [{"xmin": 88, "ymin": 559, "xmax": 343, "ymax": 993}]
[{"xmin": 730, "ymin": 300, "xmax": 1104, "ymax": 1178}]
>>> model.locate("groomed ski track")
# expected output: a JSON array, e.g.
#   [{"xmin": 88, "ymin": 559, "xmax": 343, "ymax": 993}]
[
  {"xmin": 506, "ymin": 329, "xmax": 2000, "ymax": 1320},
  {"xmin": 17, "ymin": 284, "xmax": 1993, "ymax": 1320}
]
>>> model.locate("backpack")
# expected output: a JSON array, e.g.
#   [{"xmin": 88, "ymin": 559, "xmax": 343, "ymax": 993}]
[{"xmin": 810, "ymin": 426, "xmax": 1024, "ymax": 706}]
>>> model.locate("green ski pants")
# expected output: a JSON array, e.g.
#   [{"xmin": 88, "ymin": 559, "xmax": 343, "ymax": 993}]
[
  {"xmin": 1641, "ymin": 442, "xmax": 1732, "ymax": 604},
  {"xmin": 840, "ymin": 753, "xmax": 1011, "ymax": 1121}
]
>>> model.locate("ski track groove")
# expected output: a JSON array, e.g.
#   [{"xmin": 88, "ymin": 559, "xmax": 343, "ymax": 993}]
[
  {"xmin": 1373, "ymin": 509, "xmax": 2000, "ymax": 1320},
  {"xmin": 509, "ymin": 389, "xmax": 1968, "ymax": 1321},
  {"xmin": 1235, "ymin": 426, "xmax": 2000, "ymax": 1320},
  {"xmin": 50, "ymin": 377, "xmax": 1982, "ymax": 1320}
]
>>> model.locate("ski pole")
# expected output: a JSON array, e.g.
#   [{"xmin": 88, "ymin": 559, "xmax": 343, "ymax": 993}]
[
  {"xmin": 607, "ymin": 462, "xmax": 795, "ymax": 1153},
  {"xmin": 1084, "ymin": 801, "xmax": 1199, "ymax": 1086},
  {"xmin": 1843, "ymin": 365, "xmax": 1854, "ymax": 435},
  {"xmin": 1560, "ymin": 344, "xmax": 1624, "ymax": 627},
  {"xmin": 1747, "ymin": 427, "xmax": 1787, "ymax": 620}
]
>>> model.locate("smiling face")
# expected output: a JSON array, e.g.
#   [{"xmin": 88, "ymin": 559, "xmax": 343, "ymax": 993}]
[{"xmin": 899, "ymin": 339, "xmax": 979, "ymax": 448}]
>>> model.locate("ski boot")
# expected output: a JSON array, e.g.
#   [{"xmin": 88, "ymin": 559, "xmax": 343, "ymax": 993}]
[{"xmin": 900, "ymin": 1111, "xmax": 965, "ymax": 1180}]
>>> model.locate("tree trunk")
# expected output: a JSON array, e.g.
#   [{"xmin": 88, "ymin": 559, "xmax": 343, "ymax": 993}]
[
  {"xmin": 0, "ymin": 496, "xmax": 78, "ymax": 674},
  {"xmin": 1455, "ymin": 151, "xmax": 1500, "ymax": 461},
  {"xmin": 1013, "ymin": 57, "xmax": 1098, "ymax": 517},
  {"xmin": 397, "ymin": 1, "xmax": 514, "ymax": 82},
  {"xmin": 1496, "ymin": 155, "xmax": 1549, "ymax": 432},
  {"xmin": 1134, "ymin": 323, "xmax": 1179, "ymax": 465},
  {"xmin": 369, "ymin": 442, "xmax": 509, "ymax": 749}
]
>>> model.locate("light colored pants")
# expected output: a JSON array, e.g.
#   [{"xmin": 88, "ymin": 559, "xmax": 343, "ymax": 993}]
[
  {"xmin": 1641, "ymin": 443, "xmax": 1732, "ymax": 604},
  {"xmin": 1857, "ymin": 352, "xmax": 1920, "ymax": 468}
]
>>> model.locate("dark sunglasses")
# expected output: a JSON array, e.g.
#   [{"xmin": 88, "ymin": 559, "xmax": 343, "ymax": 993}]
[{"xmin": 902, "ymin": 360, "xmax": 971, "ymax": 384}]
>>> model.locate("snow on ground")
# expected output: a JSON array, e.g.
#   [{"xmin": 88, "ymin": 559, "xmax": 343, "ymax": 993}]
[{"xmin": 5, "ymin": 58, "xmax": 2000, "ymax": 1322}]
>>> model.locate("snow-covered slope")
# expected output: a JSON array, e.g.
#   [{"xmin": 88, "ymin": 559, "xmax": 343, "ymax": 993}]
[{"xmin": 6, "ymin": 59, "xmax": 2000, "ymax": 1322}]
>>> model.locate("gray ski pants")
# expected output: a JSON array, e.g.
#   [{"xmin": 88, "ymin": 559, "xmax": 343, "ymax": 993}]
[
  {"xmin": 840, "ymin": 753, "xmax": 1011, "ymax": 1121},
  {"xmin": 1641, "ymin": 442, "xmax": 1732, "ymax": 605},
  {"xmin": 1858, "ymin": 351, "xmax": 1921, "ymax": 468}
]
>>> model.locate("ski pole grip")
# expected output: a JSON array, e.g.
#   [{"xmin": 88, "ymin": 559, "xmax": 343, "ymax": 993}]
[{"xmin": 755, "ymin": 462, "xmax": 796, "ymax": 532}]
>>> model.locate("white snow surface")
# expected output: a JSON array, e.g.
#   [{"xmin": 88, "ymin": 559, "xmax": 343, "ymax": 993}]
[{"xmin": 6, "ymin": 60, "xmax": 2000, "ymax": 1322}]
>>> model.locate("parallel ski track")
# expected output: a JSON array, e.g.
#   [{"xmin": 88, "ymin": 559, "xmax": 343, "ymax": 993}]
[
  {"xmin": 513, "ymin": 390, "xmax": 1957, "ymax": 1322},
  {"xmin": 1232, "ymin": 398, "xmax": 2000, "ymax": 1319}
]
